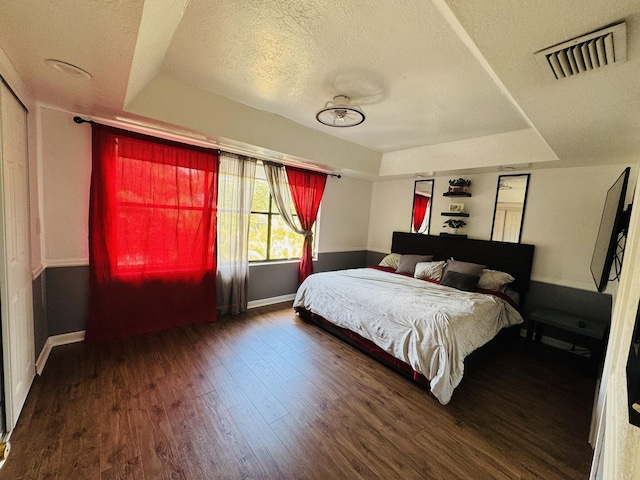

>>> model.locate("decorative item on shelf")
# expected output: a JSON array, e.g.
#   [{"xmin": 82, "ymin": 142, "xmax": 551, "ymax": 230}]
[
  {"xmin": 443, "ymin": 218, "xmax": 466, "ymax": 235},
  {"xmin": 448, "ymin": 178, "xmax": 471, "ymax": 193},
  {"xmin": 449, "ymin": 203, "xmax": 464, "ymax": 213}
]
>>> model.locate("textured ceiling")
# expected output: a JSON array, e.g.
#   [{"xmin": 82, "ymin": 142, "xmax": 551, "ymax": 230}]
[
  {"xmin": 0, "ymin": 0, "xmax": 144, "ymax": 113},
  {"xmin": 162, "ymin": 0, "xmax": 528, "ymax": 152},
  {"xmin": 0, "ymin": 0, "xmax": 639, "ymax": 177},
  {"xmin": 445, "ymin": 0, "xmax": 640, "ymax": 167}
]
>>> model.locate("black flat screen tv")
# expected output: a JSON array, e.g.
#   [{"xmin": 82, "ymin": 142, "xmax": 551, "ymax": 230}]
[{"xmin": 591, "ymin": 167, "xmax": 631, "ymax": 292}]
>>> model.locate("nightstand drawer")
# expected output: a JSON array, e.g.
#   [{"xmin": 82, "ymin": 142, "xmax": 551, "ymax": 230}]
[
  {"xmin": 529, "ymin": 308, "xmax": 607, "ymax": 340},
  {"xmin": 526, "ymin": 307, "xmax": 609, "ymax": 375}
]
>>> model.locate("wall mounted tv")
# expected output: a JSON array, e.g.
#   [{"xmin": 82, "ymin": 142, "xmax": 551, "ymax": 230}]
[{"xmin": 591, "ymin": 167, "xmax": 632, "ymax": 293}]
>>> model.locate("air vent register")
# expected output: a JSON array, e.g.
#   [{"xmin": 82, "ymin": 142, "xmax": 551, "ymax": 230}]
[{"xmin": 534, "ymin": 22, "xmax": 626, "ymax": 80}]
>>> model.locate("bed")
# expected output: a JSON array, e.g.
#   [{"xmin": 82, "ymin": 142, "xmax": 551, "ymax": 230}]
[{"xmin": 293, "ymin": 231, "xmax": 535, "ymax": 404}]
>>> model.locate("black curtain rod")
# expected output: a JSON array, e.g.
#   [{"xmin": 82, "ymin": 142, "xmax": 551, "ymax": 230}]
[
  {"xmin": 73, "ymin": 115, "xmax": 341, "ymax": 178},
  {"xmin": 73, "ymin": 116, "xmax": 93, "ymax": 124}
]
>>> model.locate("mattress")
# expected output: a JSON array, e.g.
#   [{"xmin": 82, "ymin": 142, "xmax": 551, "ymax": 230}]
[{"xmin": 293, "ymin": 267, "xmax": 523, "ymax": 404}]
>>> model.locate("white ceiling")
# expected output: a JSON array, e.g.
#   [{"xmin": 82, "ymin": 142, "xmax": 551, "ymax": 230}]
[{"xmin": 0, "ymin": 0, "xmax": 639, "ymax": 178}]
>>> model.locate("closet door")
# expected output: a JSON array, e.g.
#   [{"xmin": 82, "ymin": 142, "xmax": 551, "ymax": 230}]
[{"xmin": 0, "ymin": 81, "xmax": 34, "ymax": 430}]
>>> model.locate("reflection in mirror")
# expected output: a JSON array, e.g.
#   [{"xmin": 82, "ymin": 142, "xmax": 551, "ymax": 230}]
[
  {"xmin": 491, "ymin": 174, "xmax": 530, "ymax": 243},
  {"xmin": 411, "ymin": 179, "xmax": 434, "ymax": 234}
]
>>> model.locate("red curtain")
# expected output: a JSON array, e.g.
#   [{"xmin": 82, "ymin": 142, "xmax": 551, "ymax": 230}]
[
  {"xmin": 86, "ymin": 124, "xmax": 218, "ymax": 342},
  {"xmin": 412, "ymin": 194, "xmax": 429, "ymax": 232},
  {"xmin": 285, "ymin": 166, "xmax": 327, "ymax": 284}
]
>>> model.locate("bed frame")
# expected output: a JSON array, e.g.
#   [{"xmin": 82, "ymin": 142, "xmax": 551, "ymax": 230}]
[
  {"xmin": 390, "ymin": 231, "xmax": 535, "ymax": 302},
  {"xmin": 296, "ymin": 232, "xmax": 536, "ymax": 396}
]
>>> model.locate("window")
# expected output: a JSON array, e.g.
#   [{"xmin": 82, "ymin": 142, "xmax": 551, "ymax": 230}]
[
  {"xmin": 116, "ymin": 156, "xmax": 215, "ymax": 275},
  {"xmin": 86, "ymin": 124, "xmax": 218, "ymax": 342},
  {"xmin": 248, "ymin": 162, "xmax": 317, "ymax": 262}
]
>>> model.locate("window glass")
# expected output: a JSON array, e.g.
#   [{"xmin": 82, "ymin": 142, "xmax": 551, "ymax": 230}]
[
  {"xmin": 115, "ymin": 155, "xmax": 214, "ymax": 273},
  {"xmin": 249, "ymin": 212, "xmax": 268, "ymax": 261},
  {"xmin": 248, "ymin": 163, "xmax": 315, "ymax": 262},
  {"xmin": 269, "ymin": 214, "xmax": 303, "ymax": 260}
]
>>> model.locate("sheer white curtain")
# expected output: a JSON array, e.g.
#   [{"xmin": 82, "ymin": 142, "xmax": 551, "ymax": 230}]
[
  {"xmin": 263, "ymin": 162, "xmax": 304, "ymax": 236},
  {"xmin": 217, "ymin": 152, "xmax": 256, "ymax": 315}
]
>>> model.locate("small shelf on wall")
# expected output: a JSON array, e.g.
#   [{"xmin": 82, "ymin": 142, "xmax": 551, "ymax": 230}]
[
  {"xmin": 441, "ymin": 212, "xmax": 470, "ymax": 217},
  {"xmin": 443, "ymin": 192, "xmax": 472, "ymax": 197}
]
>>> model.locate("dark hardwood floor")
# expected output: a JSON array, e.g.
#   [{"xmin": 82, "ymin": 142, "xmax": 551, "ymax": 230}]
[{"xmin": 4, "ymin": 302, "xmax": 595, "ymax": 479}]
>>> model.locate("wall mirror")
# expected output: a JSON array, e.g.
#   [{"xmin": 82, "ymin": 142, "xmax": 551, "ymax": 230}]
[
  {"xmin": 491, "ymin": 174, "xmax": 530, "ymax": 243},
  {"xmin": 411, "ymin": 179, "xmax": 434, "ymax": 234}
]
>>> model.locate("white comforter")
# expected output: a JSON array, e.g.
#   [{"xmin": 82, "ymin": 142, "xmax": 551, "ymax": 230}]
[{"xmin": 293, "ymin": 268, "xmax": 523, "ymax": 404}]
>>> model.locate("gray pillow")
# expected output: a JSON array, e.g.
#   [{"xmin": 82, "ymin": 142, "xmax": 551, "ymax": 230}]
[
  {"xmin": 440, "ymin": 270, "xmax": 480, "ymax": 292},
  {"xmin": 395, "ymin": 254, "xmax": 434, "ymax": 275},
  {"xmin": 442, "ymin": 259, "xmax": 485, "ymax": 277}
]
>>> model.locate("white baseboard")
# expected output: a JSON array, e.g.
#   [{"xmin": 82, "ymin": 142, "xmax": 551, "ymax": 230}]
[
  {"xmin": 33, "ymin": 297, "xmax": 293, "ymax": 375},
  {"xmin": 35, "ymin": 330, "xmax": 86, "ymax": 375},
  {"xmin": 247, "ymin": 294, "xmax": 296, "ymax": 310},
  {"xmin": 45, "ymin": 258, "xmax": 89, "ymax": 268}
]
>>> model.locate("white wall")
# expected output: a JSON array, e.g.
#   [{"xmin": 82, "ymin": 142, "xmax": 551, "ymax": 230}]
[
  {"xmin": 317, "ymin": 174, "xmax": 372, "ymax": 253},
  {"xmin": 367, "ymin": 178, "xmax": 415, "ymax": 253},
  {"xmin": 39, "ymin": 106, "xmax": 373, "ymax": 265},
  {"xmin": 367, "ymin": 164, "xmax": 636, "ymax": 292},
  {"xmin": 368, "ymin": 174, "xmax": 509, "ymax": 253},
  {"xmin": 523, "ymin": 164, "xmax": 635, "ymax": 291},
  {"xmin": 41, "ymin": 107, "xmax": 91, "ymax": 265}
]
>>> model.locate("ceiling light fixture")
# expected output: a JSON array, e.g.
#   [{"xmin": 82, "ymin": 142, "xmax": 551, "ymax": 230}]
[
  {"xmin": 45, "ymin": 59, "xmax": 91, "ymax": 80},
  {"xmin": 316, "ymin": 95, "xmax": 365, "ymax": 127}
]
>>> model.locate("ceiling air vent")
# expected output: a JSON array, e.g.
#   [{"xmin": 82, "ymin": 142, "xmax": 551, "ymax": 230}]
[{"xmin": 534, "ymin": 22, "xmax": 626, "ymax": 80}]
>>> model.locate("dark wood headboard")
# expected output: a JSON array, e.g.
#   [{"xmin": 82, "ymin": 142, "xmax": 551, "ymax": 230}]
[{"xmin": 391, "ymin": 232, "xmax": 535, "ymax": 297}]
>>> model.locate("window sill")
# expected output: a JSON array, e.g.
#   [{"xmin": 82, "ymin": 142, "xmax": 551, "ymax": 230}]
[{"xmin": 249, "ymin": 257, "xmax": 318, "ymax": 267}]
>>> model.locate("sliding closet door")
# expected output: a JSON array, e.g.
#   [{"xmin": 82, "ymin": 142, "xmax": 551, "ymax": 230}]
[{"xmin": 0, "ymin": 81, "xmax": 34, "ymax": 431}]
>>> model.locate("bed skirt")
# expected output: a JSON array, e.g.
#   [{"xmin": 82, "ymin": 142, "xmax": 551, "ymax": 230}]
[
  {"xmin": 295, "ymin": 306, "xmax": 521, "ymax": 396},
  {"xmin": 295, "ymin": 307, "xmax": 432, "ymax": 389}
]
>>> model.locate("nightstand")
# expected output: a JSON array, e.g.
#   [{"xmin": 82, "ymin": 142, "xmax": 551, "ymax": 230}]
[{"xmin": 527, "ymin": 307, "xmax": 609, "ymax": 372}]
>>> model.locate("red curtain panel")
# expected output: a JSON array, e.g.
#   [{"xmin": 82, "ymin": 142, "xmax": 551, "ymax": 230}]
[
  {"xmin": 412, "ymin": 194, "xmax": 429, "ymax": 232},
  {"xmin": 285, "ymin": 166, "xmax": 327, "ymax": 284},
  {"xmin": 86, "ymin": 124, "xmax": 218, "ymax": 342}
]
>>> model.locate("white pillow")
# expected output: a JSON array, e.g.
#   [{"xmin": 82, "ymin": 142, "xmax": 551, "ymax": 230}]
[
  {"xmin": 378, "ymin": 253, "xmax": 402, "ymax": 269},
  {"xmin": 414, "ymin": 261, "xmax": 446, "ymax": 281},
  {"xmin": 477, "ymin": 269, "xmax": 515, "ymax": 291}
]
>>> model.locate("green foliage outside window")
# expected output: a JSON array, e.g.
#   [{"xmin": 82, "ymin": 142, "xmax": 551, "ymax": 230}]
[{"xmin": 248, "ymin": 164, "xmax": 312, "ymax": 262}]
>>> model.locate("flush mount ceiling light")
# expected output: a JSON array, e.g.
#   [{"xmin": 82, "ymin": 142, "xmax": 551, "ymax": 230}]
[
  {"xmin": 45, "ymin": 59, "xmax": 91, "ymax": 80},
  {"xmin": 316, "ymin": 95, "xmax": 365, "ymax": 127}
]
